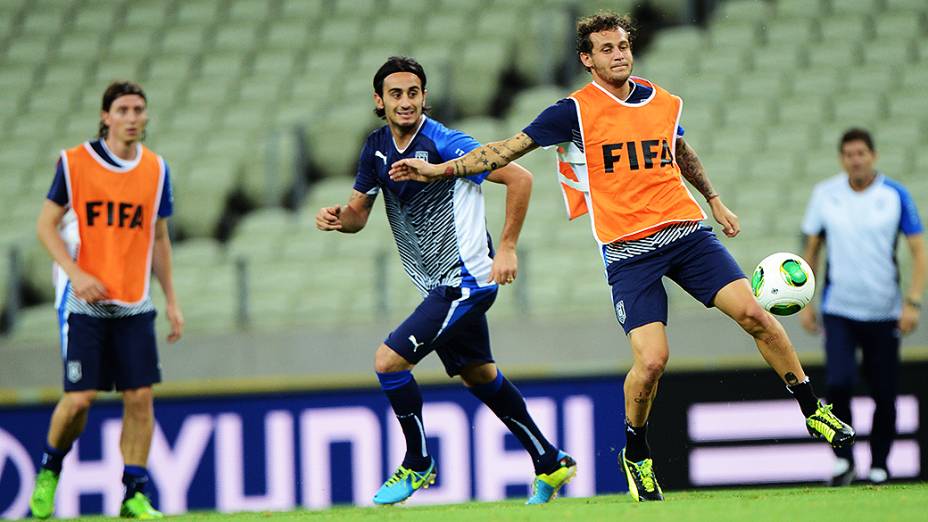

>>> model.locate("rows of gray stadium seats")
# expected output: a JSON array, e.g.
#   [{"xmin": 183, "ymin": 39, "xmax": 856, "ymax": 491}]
[{"xmin": 4, "ymin": 0, "xmax": 927, "ymax": 342}]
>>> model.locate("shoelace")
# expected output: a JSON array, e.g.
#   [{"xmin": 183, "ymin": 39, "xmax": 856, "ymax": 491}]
[
  {"xmin": 384, "ymin": 468, "xmax": 408, "ymax": 487},
  {"xmin": 635, "ymin": 460, "xmax": 656, "ymax": 491},
  {"xmin": 817, "ymin": 403, "xmax": 844, "ymax": 429}
]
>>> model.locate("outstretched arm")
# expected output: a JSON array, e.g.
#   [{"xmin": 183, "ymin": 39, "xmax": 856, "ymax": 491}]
[
  {"xmin": 485, "ymin": 162, "xmax": 532, "ymax": 285},
  {"xmin": 389, "ymin": 132, "xmax": 539, "ymax": 182},
  {"xmin": 316, "ymin": 190, "xmax": 376, "ymax": 233},
  {"xmin": 675, "ymin": 137, "xmax": 740, "ymax": 238}
]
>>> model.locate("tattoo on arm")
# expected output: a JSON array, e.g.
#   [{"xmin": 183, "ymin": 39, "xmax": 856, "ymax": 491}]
[
  {"xmin": 784, "ymin": 372, "xmax": 800, "ymax": 386},
  {"xmin": 675, "ymin": 138, "xmax": 717, "ymax": 200},
  {"xmin": 348, "ymin": 191, "xmax": 375, "ymax": 210},
  {"xmin": 448, "ymin": 133, "xmax": 538, "ymax": 177}
]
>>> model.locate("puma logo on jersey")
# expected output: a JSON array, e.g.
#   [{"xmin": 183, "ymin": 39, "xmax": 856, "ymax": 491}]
[
  {"xmin": 375, "ymin": 151, "xmax": 388, "ymax": 164},
  {"xmin": 85, "ymin": 201, "xmax": 145, "ymax": 229},
  {"xmin": 408, "ymin": 335, "xmax": 426, "ymax": 352}
]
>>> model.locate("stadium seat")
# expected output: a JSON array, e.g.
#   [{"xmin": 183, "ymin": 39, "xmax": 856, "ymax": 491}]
[
  {"xmin": 450, "ymin": 41, "xmax": 509, "ymax": 117},
  {"xmin": 158, "ymin": 25, "xmax": 210, "ymax": 56},
  {"xmin": 709, "ymin": 24, "xmax": 759, "ymax": 49},
  {"xmin": 279, "ymin": 0, "xmax": 328, "ymax": 20},
  {"xmin": 92, "ymin": 57, "xmax": 145, "ymax": 87},
  {"xmin": 885, "ymin": 0, "xmax": 928, "ymax": 13},
  {"xmin": 802, "ymin": 153, "xmax": 841, "ymax": 181},
  {"xmin": 712, "ymin": 0, "xmax": 770, "ymax": 25},
  {"xmin": 778, "ymin": 97, "xmax": 831, "ymax": 127},
  {"xmin": 818, "ymin": 15, "xmax": 870, "ymax": 45},
  {"xmin": 752, "ymin": 45, "xmax": 805, "ymax": 71},
  {"xmin": 873, "ymin": 14, "xmax": 922, "ymax": 41},
  {"xmin": 775, "ymin": 0, "xmax": 828, "ymax": 19},
  {"xmin": 763, "ymin": 18, "xmax": 816, "ymax": 47},
  {"xmin": 174, "ymin": 1, "xmax": 222, "ymax": 25},
  {"xmin": 123, "ymin": 1, "xmax": 171, "ymax": 29},
  {"xmin": 805, "ymin": 43, "xmax": 857, "ymax": 70},
  {"xmin": 455, "ymin": 117, "xmax": 503, "ymax": 146},
  {"xmin": 790, "ymin": 71, "xmax": 842, "ymax": 98},
  {"xmin": 212, "ymin": 23, "xmax": 262, "ymax": 53},
  {"xmin": 723, "ymin": 98, "xmax": 774, "ymax": 128},
  {"xmin": 837, "ymin": 0, "xmax": 882, "ymax": 16},
  {"xmin": 264, "ymin": 19, "xmax": 315, "ymax": 51},
  {"xmin": 697, "ymin": 46, "xmax": 751, "ymax": 76},
  {"xmin": 863, "ymin": 39, "xmax": 914, "ymax": 66},
  {"xmin": 227, "ymin": 0, "xmax": 275, "ymax": 22},
  {"xmin": 733, "ymin": 71, "xmax": 788, "ymax": 100},
  {"xmin": 765, "ymin": 123, "xmax": 821, "ymax": 155},
  {"xmin": 831, "ymin": 93, "xmax": 884, "ymax": 128},
  {"xmin": 249, "ymin": 50, "xmax": 299, "ymax": 81}
]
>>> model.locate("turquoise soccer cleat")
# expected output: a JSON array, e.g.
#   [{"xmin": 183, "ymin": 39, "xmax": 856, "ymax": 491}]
[
  {"xmin": 373, "ymin": 459, "xmax": 436, "ymax": 505},
  {"xmin": 526, "ymin": 451, "xmax": 577, "ymax": 504}
]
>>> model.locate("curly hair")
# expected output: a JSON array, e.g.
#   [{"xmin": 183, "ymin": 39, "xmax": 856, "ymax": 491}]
[{"xmin": 576, "ymin": 11, "xmax": 636, "ymax": 68}]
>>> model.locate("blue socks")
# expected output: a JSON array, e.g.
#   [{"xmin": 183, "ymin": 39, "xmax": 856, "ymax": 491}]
[
  {"xmin": 469, "ymin": 370, "xmax": 558, "ymax": 474},
  {"xmin": 377, "ymin": 370, "xmax": 432, "ymax": 472},
  {"xmin": 122, "ymin": 465, "xmax": 149, "ymax": 501},
  {"xmin": 42, "ymin": 444, "xmax": 150, "ymax": 502},
  {"xmin": 40, "ymin": 443, "xmax": 70, "ymax": 475}
]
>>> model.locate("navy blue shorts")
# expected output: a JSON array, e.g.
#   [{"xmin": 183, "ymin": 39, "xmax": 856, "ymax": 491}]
[
  {"xmin": 607, "ymin": 226, "xmax": 745, "ymax": 334},
  {"xmin": 385, "ymin": 285, "xmax": 497, "ymax": 377},
  {"xmin": 62, "ymin": 311, "xmax": 161, "ymax": 392}
]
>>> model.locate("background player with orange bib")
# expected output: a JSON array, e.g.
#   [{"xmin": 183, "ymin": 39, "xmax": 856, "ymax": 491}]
[
  {"xmin": 389, "ymin": 11, "xmax": 854, "ymax": 502},
  {"xmin": 29, "ymin": 81, "xmax": 183, "ymax": 519}
]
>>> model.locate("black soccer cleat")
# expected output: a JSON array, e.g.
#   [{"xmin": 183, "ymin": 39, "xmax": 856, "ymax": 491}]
[
  {"xmin": 806, "ymin": 401, "xmax": 856, "ymax": 449},
  {"xmin": 619, "ymin": 449, "xmax": 664, "ymax": 502}
]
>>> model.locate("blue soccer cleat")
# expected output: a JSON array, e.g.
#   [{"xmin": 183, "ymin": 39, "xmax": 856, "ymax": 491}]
[
  {"xmin": 373, "ymin": 459, "xmax": 436, "ymax": 505},
  {"xmin": 526, "ymin": 451, "xmax": 577, "ymax": 504}
]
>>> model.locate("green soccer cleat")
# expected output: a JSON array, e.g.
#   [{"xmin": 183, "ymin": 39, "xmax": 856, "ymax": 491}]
[
  {"xmin": 29, "ymin": 469, "xmax": 59, "ymax": 519},
  {"xmin": 806, "ymin": 401, "xmax": 855, "ymax": 449},
  {"xmin": 119, "ymin": 492, "xmax": 163, "ymax": 519},
  {"xmin": 620, "ymin": 449, "xmax": 664, "ymax": 502},
  {"xmin": 373, "ymin": 459, "xmax": 436, "ymax": 505},
  {"xmin": 526, "ymin": 451, "xmax": 577, "ymax": 504}
]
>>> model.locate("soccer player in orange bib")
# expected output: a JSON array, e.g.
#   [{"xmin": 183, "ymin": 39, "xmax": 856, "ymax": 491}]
[
  {"xmin": 29, "ymin": 81, "xmax": 183, "ymax": 519},
  {"xmin": 389, "ymin": 12, "xmax": 854, "ymax": 501}
]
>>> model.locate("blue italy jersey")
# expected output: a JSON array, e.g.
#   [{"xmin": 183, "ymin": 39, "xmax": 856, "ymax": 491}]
[
  {"xmin": 802, "ymin": 173, "xmax": 923, "ymax": 321},
  {"xmin": 354, "ymin": 116, "xmax": 493, "ymax": 295}
]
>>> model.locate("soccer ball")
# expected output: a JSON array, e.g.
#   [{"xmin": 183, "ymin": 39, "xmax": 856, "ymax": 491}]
[{"xmin": 751, "ymin": 252, "xmax": 815, "ymax": 316}]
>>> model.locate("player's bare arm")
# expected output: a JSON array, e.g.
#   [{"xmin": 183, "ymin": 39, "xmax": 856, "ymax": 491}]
[
  {"xmin": 152, "ymin": 218, "xmax": 184, "ymax": 343},
  {"xmin": 675, "ymin": 137, "xmax": 740, "ymax": 238},
  {"xmin": 800, "ymin": 233, "xmax": 825, "ymax": 334},
  {"xmin": 389, "ymin": 132, "xmax": 539, "ymax": 182},
  {"xmin": 36, "ymin": 200, "xmax": 108, "ymax": 302},
  {"xmin": 316, "ymin": 190, "xmax": 375, "ymax": 233},
  {"xmin": 485, "ymin": 162, "xmax": 532, "ymax": 285},
  {"xmin": 900, "ymin": 233, "xmax": 926, "ymax": 334}
]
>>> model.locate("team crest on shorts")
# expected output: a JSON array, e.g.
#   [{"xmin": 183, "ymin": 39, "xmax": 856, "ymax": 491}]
[
  {"xmin": 67, "ymin": 361, "xmax": 82, "ymax": 383},
  {"xmin": 615, "ymin": 300, "xmax": 626, "ymax": 325},
  {"xmin": 415, "ymin": 150, "xmax": 429, "ymax": 161}
]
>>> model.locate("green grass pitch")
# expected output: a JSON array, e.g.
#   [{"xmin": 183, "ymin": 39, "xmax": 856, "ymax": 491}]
[{"xmin": 67, "ymin": 483, "xmax": 927, "ymax": 521}]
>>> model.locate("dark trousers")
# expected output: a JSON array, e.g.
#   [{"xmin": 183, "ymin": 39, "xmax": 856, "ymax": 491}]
[{"xmin": 823, "ymin": 314, "xmax": 900, "ymax": 469}]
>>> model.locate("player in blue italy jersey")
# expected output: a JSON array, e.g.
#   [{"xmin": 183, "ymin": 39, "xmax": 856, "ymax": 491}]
[
  {"xmin": 801, "ymin": 128, "xmax": 925, "ymax": 486},
  {"xmin": 315, "ymin": 57, "xmax": 576, "ymax": 505}
]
